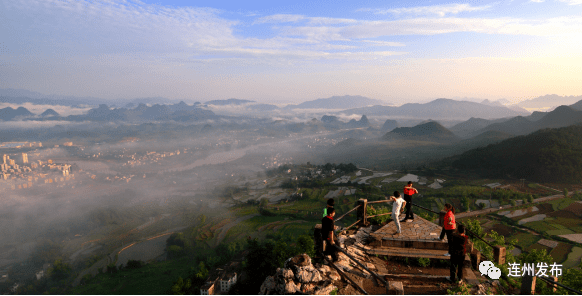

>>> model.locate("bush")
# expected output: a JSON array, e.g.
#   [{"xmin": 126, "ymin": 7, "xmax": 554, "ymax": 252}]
[
  {"xmin": 126, "ymin": 260, "xmax": 144, "ymax": 269},
  {"xmin": 366, "ymin": 206, "xmax": 391, "ymax": 225},
  {"xmin": 417, "ymin": 257, "xmax": 430, "ymax": 267}
]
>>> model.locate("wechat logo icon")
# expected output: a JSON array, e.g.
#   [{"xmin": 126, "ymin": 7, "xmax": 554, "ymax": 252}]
[{"xmin": 479, "ymin": 261, "xmax": 501, "ymax": 280}]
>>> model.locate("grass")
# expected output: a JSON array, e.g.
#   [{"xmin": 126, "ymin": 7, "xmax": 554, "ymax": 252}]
[
  {"xmin": 549, "ymin": 243, "xmax": 573, "ymax": 264},
  {"xmin": 563, "ymin": 247, "xmax": 582, "ymax": 269},
  {"xmin": 71, "ymin": 257, "xmax": 195, "ymax": 294},
  {"xmin": 551, "ymin": 217, "xmax": 582, "ymax": 228}
]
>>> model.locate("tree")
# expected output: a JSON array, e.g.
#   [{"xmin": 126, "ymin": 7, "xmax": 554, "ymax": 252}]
[
  {"xmin": 199, "ymin": 214, "xmax": 206, "ymax": 224},
  {"xmin": 167, "ymin": 232, "xmax": 187, "ymax": 248},
  {"xmin": 48, "ymin": 259, "xmax": 71, "ymax": 281},
  {"xmin": 527, "ymin": 194, "xmax": 534, "ymax": 203},
  {"xmin": 565, "ymin": 188, "xmax": 569, "ymax": 198},
  {"xmin": 259, "ymin": 198, "xmax": 269, "ymax": 208},
  {"xmin": 295, "ymin": 235, "xmax": 315, "ymax": 258}
]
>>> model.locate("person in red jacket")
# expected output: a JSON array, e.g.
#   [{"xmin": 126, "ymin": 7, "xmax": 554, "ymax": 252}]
[
  {"xmin": 438, "ymin": 203, "xmax": 456, "ymax": 256},
  {"xmin": 401, "ymin": 181, "xmax": 419, "ymax": 222}
]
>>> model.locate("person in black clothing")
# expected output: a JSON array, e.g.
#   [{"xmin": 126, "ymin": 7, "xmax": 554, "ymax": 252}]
[
  {"xmin": 323, "ymin": 198, "xmax": 335, "ymax": 217},
  {"xmin": 448, "ymin": 224, "xmax": 469, "ymax": 283},
  {"xmin": 321, "ymin": 208, "xmax": 339, "ymax": 262}
]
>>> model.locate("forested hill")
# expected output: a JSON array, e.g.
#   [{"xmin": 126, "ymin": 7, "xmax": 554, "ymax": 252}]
[{"xmin": 450, "ymin": 124, "xmax": 582, "ymax": 183}]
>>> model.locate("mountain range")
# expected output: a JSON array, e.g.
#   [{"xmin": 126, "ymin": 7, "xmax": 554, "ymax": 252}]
[
  {"xmin": 382, "ymin": 121, "xmax": 459, "ymax": 143},
  {"xmin": 284, "ymin": 95, "xmax": 387, "ymax": 110},
  {"xmin": 516, "ymin": 94, "xmax": 582, "ymax": 109},
  {"xmin": 450, "ymin": 124, "xmax": 582, "ymax": 183},
  {"xmin": 342, "ymin": 98, "xmax": 529, "ymax": 120}
]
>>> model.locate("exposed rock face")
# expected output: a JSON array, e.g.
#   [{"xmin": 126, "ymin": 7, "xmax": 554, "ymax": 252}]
[{"xmin": 259, "ymin": 254, "xmax": 337, "ymax": 295}]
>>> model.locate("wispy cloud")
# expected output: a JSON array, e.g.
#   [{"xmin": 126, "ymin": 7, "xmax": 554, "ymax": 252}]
[
  {"xmin": 253, "ymin": 14, "xmax": 306, "ymax": 24},
  {"xmin": 557, "ymin": 0, "xmax": 582, "ymax": 5},
  {"xmin": 361, "ymin": 4, "xmax": 493, "ymax": 17}
]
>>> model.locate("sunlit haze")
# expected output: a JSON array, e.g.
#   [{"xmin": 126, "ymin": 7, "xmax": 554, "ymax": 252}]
[{"xmin": 1, "ymin": 0, "xmax": 581, "ymax": 104}]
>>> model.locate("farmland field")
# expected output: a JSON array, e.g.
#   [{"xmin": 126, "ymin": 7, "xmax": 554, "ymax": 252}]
[
  {"xmin": 550, "ymin": 243, "xmax": 573, "ymax": 264},
  {"xmin": 563, "ymin": 247, "xmax": 582, "ymax": 269}
]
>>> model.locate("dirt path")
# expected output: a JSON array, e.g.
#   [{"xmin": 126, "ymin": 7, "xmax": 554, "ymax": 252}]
[{"xmin": 215, "ymin": 214, "xmax": 258, "ymax": 246}]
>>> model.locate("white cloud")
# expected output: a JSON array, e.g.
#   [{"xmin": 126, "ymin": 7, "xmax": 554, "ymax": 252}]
[
  {"xmin": 530, "ymin": 0, "xmax": 545, "ymax": 2},
  {"xmin": 366, "ymin": 4, "xmax": 493, "ymax": 17},
  {"xmin": 253, "ymin": 14, "xmax": 306, "ymax": 24},
  {"xmin": 557, "ymin": 0, "xmax": 582, "ymax": 4}
]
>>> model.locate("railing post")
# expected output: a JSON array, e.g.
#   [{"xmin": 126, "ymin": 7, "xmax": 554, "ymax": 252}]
[
  {"xmin": 357, "ymin": 199, "xmax": 368, "ymax": 227},
  {"xmin": 546, "ymin": 276, "xmax": 558, "ymax": 293},
  {"xmin": 471, "ymin": 249, "xmax": 481, "ymax": 270},
  {"xmin": 493, "ymin": 245, "xmax": 506, "ymax": 265},
  {"xmin": 520, "ymin": 275, "xmax": 536, "ymax": 295}
]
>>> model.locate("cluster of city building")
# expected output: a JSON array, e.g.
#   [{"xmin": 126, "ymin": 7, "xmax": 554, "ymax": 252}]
[
  {"xmin": 1, "ymin": 152, "xmax": 73, "ymax": 190},
  {"xmin": 200, "ymin": 261, "xmax": 239, "ymax": 295},
  {"xmin": 123, "ymin": 149, "xmax": 185, "ymax": 167}
]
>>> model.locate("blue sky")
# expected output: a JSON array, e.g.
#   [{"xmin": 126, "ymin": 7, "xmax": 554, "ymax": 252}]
[{"xmin": 1, "ymin": 0, "xmax": 581, "ymax": 104}]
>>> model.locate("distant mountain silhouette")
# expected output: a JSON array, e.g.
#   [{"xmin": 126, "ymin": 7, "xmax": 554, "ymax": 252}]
[
  {"xmin": 346, "ymin": 115, "xmax": 369, "ymax": 128},
  {"xmin": 449, "ymin": 117, "xmax": 510, "ymax": 138},
  {"xmin": 382, "ymin": 121, "xmax": 459, "ymax": 143},
  {"xmin": 343, "ymin": 98, "xmax": 527, "ymax": 120},
  {"xmin": 40, "ymin": 109, "xmax": 59, "ymax": 117},
  {"xmin": 527, "ymin": 111, "xmax": 547, "ymax": 121},
  {"xmin": 471, "ymin": 105, "xmax": 582, "ymax": 137},
  {"xmin": 0, "ymin": 106, "xmax": 35, "ymax": 120},
  {"xmin": 285, "ymin": 95, "xmax": 386, "ymax": 110},
  {"xmin": 79, "ymin": 102, "xmax": 216, "ymax": 122},
  {"xmin": 450, "ymin": 124, "xmax": 582, "ymax": 183},
  {"xmin": 517, "ymin": 94, "xmax": 582, "ymax": 109},
  {"xmin": 570, "ymin": 99, "xmax": 582, "ymax": 111},
  {"xmin": 205, "ymin": 99, "xmax": 254, "ymax": 105},
  {"xmin": 381, "ymin": 119, "xmax": 398, "ymax": 132},
  {"xmin": 247, "ymin": 104, "xmax": 279, "ymax": 111}
]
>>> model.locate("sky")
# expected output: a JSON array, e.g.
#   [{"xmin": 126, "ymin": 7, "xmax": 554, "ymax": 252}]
[{"xmin": 1, "ymin": 0, "xmax": 581, "ymax": 104}]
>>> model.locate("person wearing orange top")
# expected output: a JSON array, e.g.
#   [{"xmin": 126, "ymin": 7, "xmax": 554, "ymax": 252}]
[
  {"xmin": 401, "ymin": 181, "xmax": 419, "ymax": 222},
  {"xmin": 438, "ymin": 203, "xmax": 456, "ymax": 256}
]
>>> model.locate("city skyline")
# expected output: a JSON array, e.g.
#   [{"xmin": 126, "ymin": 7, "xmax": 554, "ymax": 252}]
[{"xmin": 1, "ymin": 0, "xmax": 581, "ymax": 104}]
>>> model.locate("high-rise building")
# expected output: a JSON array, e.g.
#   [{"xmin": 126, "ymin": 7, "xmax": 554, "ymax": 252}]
[
  {"xmin": 22, "ymin": 153, "xmax": 28, "ymax": 164},
  {"xmin": 3, "ymin": 154, "xmax": 7, "ymax": 164}
]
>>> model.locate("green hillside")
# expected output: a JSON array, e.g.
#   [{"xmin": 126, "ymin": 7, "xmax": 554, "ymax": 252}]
[{"xmin": 451, "ymin": 124, "xmax": 582, "ymax": 183}]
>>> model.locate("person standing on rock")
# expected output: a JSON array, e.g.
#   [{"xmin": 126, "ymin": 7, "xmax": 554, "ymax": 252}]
[
  {"xmin": 323, "ymin": 198, "xmax": 335, "ymax": 217},
  {"xmin": 401, "ymin": 181, "xmax": 418, "ymax": 222},
  {"xmin": 448, "ymin": 224, "xmax": 468, "ymax": 283},
  {"xmin": 387, "ymin": 191, "xmax": 406, "ymax": 235},
  {"xmin": 321, "ymin": 208, "xmax": 339, "ymax": 262},
  {"xmin": 438, "ymin": 203, "xmax": 456, "ymax": 256}
]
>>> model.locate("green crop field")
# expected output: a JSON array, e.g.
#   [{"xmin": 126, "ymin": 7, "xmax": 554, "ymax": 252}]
[
  {"xmin": 523, "ymin": 221, "xmax": 559, "ymax": 232},
  {"xmin": 547, "ymin": 198, "xmax": 576, "ymax": 211},
  {"xmin": 551, "ymin": 217, "xmax": 582, "ymax": 228},
  {"xmin": 563, "ymin": 247, "xmax": 582, "ymax": 269},
  {"xmin": 550, "ymin": 243, "xmax": 573, "ymax": 264},
  {"xmin": 546, "ymin": 229, "xmax": 575, "ymax": 235},
  {"xmin": 512, "ymin": 232, "xmax": 539, "ymax": 249},
  {"xmin": 526, "ymin": 243, "xmax": 552, "ymax": 253},
  {"xmin": 71, "ymin": 257, "xmax": 194, "ymax": 294}
]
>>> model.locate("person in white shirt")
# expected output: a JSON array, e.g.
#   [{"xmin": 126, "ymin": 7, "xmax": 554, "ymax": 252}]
[{"xmin": 386, "ymin": 191, "xmax": 406, "ymax": 235}]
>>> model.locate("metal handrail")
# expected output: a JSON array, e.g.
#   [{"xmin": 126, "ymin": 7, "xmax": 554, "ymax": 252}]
[
  {"xmin": 537, "ymin": 275, "xmax": 582, "ymax": 295},
  {"xmin": 410, "ymin": 202, "xmax": 496, "ymax": 249},
  {"xmin": 335, "ymin": 205, "xmax": 360, "ymax": 222}
]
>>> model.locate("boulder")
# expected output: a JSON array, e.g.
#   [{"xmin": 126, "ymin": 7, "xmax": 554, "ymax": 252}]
[
  {"xmin": 259, "ymin": 276, "xmax": 276, "ymax": 295},
  {"xmin": 313, "ymin": 283, "xmax": 337, "ymax": 295},
  {"xmin": 285, "ymin": 253, "xmax": 311, "ymax": 269},
  {"xmin": 328, "ymin": 271, "xmax": 341, "ymax": 281},
  {"xmin": 295, "ymin": 267, "xmax": 323, "ymax": 283},
  {"xmin": 301, "ymin": 282, "xmax": 317, "ymax": 294},
  {"xmin": 276, "ymin": 280, "xmax": 302, "ymax": 294}
]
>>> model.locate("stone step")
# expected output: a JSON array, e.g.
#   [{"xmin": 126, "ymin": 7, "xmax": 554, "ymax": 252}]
[
  {"xmin": 364, "ymin": 246, "xmax": 472, "ymax": 263},
  {"xmin": 369, "ymin": 235, "xmax": 450, "ymax": 250}
]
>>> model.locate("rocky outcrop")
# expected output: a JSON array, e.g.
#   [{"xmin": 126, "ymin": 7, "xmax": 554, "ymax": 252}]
[{"xmin": 259, "ymin": 254, "xmax": 338, "ymax": 295}]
